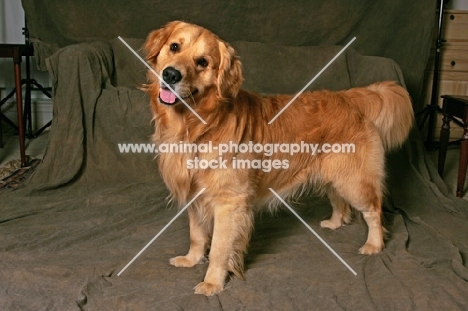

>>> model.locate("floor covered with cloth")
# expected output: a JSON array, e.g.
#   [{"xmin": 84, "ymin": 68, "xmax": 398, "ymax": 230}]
[{"xmin": 1, "ymin": 127, "xmax": 468, "ymax": 310}]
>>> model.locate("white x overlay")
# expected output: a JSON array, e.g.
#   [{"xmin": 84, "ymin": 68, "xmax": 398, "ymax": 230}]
[
  {"xmin": 118, "ymin": 37, "xmax": 207, "ymax": 124},
  {"xmin": 117, "ymin": 34, "xmax": 358, "ymax": 277}
]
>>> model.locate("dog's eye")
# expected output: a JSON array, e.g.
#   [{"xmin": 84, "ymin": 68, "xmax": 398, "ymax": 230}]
[
  {"xmin": 197, "ymin": 57, "xmax": 209, "ymax": 68},
  {"xmin": 169, "ymin": 43, "xmax": 179, "ymax": 52}
]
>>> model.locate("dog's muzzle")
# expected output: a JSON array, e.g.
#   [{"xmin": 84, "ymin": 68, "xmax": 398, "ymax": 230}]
[
  {"xmin": 159, "ymin": 67, "xmax": 182, "ymax": 105},
  {"xmin": 158, "ymin": 67, "xmax": 198, "ymax": 105}
]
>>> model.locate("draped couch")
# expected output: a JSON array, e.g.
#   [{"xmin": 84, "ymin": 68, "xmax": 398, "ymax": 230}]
[{"xmin": 2, "ymin": 1, "xmax": 468, "ymax": 309}]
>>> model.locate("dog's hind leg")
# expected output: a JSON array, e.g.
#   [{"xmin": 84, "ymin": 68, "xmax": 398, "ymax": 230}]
[
  {"xmin": 320, "ymin": 188, "xmax": 352, "ymax": 230},
  {"xmin": 334, "ymin": 179, "xmax": 384, "ymax": 255},
  {"xmin": 358, "ymin": 203, "xmax": 384, "ymax": 255}
]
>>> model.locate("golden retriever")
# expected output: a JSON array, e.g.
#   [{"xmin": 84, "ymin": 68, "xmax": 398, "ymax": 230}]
[{"xmin": 144, "ymin": 21, "xmax": 414, "ymax": 296}]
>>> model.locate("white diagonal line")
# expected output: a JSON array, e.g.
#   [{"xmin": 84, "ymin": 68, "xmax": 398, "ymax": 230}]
[
  {"xmin": 118, "ymin": 36, "xmax": 207, "ymax": 124},
  {"xmin": 117, "ymin": 188, "xmax": 206, "ymax": 276},
  {"xmin": 268, "ymin": 188, "xmax": 357, "ymax": 276},
  {"xmin": 268, "ymin": 37, "xmax": 356, "ymax": 124}
]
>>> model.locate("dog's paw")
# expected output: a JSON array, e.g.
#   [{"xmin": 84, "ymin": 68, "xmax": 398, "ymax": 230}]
[
  {"xmin": 169, "ymin": 255, "xmax": 202, "ymax": 267},
  {"xmin": 320, "ymin": 219, "xmax": 342, "ymax": 230},
  {"xmin": 358, "ymin": 242, "xmax": 383, "ymax": 255},
  {"xmin": 193, "ymin": 281, "xmax": 223, "ymax": 296}
]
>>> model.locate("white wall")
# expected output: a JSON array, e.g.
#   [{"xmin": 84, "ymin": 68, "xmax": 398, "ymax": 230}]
[
  {"xmin": 0, "ymin": 1, "xmax": 25, "ymax": 44},
  {"xmin": 448, "ymin": 0, "xmax": 468, "ymax": 10},
  {"xmin": 0, "ymin": 1, "xmax": 52, "ymax": 131},
  {"xmin": 0, "ymin": 1, "xmax": 26, "ymax": 88}
]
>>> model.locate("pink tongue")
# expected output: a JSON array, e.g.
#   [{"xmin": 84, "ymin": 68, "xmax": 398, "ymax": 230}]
[{"xmin": 160, "ymin": 88, "xmax": 177, "ymax": 104}]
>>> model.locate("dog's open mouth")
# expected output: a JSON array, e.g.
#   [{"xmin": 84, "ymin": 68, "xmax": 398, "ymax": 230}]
[{"xmin": 159, "ymin": 87, "xmax": 198, "ymax": 105}]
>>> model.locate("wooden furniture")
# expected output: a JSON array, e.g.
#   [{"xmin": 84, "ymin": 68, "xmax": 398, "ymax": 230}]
[
  {"xmin": 422, "ymin": 10, "xmax": 468, "ymax": 140},
  {"xmin": 438, "ymin": 95, "xmax": 468, "ymax": 197},
  {"xmin": 0, "ymin": 44, "xmax": 34, "ymax": 167}
]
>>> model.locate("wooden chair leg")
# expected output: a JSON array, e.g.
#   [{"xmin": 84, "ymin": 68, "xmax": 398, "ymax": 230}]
[
  {"xmin": 438, "ymin": 111, "xmax": 451, "ymax": 177},
  {"xmin": 13, "ymin": 48, "xmax": 26, "ymax": 167},
  {"xmin": 456, "ymin": 126, "xmax": 468, "ymax": 197},
  {"xmin": 0, "ymin": 110, "xmax": 3, "ymax": 148}
]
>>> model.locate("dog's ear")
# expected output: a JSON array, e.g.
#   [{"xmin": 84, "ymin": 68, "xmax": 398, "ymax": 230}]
[
  {"xmin": 217, "ymin": 41, "xmax": 243, "ymax": 99},
  {"xmin": 144, "ymin": 21, "xmax": 181, "ymax": 65}
]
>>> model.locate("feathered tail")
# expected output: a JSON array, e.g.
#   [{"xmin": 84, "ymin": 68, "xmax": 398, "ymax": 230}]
[{"xmin": 346, "ymin": 81, "xmax": 414, "ymax": 151}]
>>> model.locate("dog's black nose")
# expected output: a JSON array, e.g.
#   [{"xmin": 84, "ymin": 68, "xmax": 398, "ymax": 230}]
[{"xmin": 162, "ymin": 67, "xmax": 182, "ymax": 84}]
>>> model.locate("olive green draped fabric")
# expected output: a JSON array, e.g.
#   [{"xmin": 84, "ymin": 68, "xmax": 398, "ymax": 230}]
[{"xmin": 2, "ymin": 1, "xmax": 467, "ymax": 309}]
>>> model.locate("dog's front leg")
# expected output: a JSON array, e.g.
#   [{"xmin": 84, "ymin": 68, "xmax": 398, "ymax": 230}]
[
  {"xmin": 194, "ymin": 202, "xmax": 253, "ymax": 296},
  {"xmin": 170, "ymin": 206, "xmax": 209, "ymax": 267}
]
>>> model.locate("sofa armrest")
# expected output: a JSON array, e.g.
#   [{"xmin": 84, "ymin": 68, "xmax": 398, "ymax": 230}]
[
  {"xmin": 347, "ymin": 49, "xmax": 406, "ymax": 88},
  {"xmin": 46, "ymin": 41, "xmax": 115, "ymax": 96}
]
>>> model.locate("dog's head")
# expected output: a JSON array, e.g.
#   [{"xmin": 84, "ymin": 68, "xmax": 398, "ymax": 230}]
[{"xmin": 144, "ymin": 21, "xmax": 243, "ymax": 107}]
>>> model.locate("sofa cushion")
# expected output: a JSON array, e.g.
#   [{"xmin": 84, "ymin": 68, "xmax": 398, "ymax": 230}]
[{"xmin": 109, "ymin": 38, "xmax": 404, "ymax": 94}]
